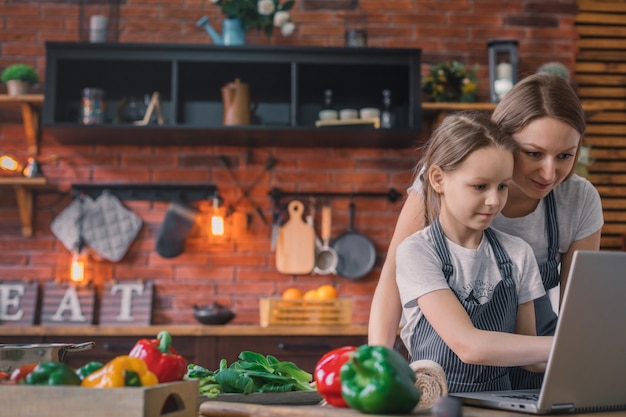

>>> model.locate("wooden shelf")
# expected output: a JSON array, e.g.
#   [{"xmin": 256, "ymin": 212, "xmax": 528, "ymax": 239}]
[
  {"xmin": 0, "ymin": 94, "xmax": 43, "ymax": 155},
  {"xmin": 44, "ymin": 125, "xmax": 419, "ymax": 148},
  {"xmin": 0, "ymin": 176, "xmax": 47, "ymax": 237},
  {"xmin": 422, "ymin": 102, "xmax": 603, "ymax": 122},
  {"xmin": 0, "ymin": 95, "xmax": 45, "ymax": 237}
]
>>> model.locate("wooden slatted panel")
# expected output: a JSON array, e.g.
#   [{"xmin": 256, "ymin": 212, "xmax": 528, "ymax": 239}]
[
  {"xmin": 576, "ymin": 0, "xmax": 626, "ymax": 249},
  {"xmin": 40, "ymin": 282, "xmax": 95, "ymax": 326},
  {"xmin": 99, "ymin": 280, "xmax": 154, "ymax": 325},
  {"xmin": 0, "ymin": 281, "xmax": 39, "ymax": 326}
]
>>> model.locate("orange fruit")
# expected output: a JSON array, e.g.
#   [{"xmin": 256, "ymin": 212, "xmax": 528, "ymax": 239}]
[
  {"xmin": 282, "ymin": 287, "xmax": 303, "ymax": 300},
  {"xmin": 316, "ymin": 284, "xmax": 338, "ymax": 300},
  {"xmin": 303, "ymin": 289, "xmax": 320, "ymax": 301}
]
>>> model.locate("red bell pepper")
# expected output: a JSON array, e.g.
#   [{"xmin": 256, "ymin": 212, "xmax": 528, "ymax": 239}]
[
  {"xmin": 128, "ymin": 331, "xmax": 187, "ymax": 383},
  {"xmin": 313, "ymin": 346, "xmax": 357, "ymax": 407},
  {"xmin": 10, "ymin": 363, "xmax": 38, "ymax": 382}
]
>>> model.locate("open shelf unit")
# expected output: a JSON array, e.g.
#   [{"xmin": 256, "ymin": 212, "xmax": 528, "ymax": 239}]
[{"xmin": 43, "ymin": 42, "xmax": 422, "ymax": 148}]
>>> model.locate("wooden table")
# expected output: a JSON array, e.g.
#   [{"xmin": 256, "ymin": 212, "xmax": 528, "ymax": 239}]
[{"xmin": 198, "ymin": 401, "xmax": 626, "ymax": 417}]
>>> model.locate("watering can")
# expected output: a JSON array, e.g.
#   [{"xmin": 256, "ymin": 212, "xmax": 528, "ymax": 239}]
[
  {"xmin": 196, "ymin": 15, "xmax": 246, "ymax": 46},
  {"xmin": 221, "ymin": 78, "xmax": 255, "ymax": 126}
]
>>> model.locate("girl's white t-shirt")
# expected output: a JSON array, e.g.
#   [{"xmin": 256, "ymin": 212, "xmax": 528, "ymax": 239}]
[{"xmin": 396, "ymin": 226, "xmax": 546, "ymax": 348}]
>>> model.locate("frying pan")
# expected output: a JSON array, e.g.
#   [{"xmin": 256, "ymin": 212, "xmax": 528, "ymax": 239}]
[{"xmin": 333, "ymin": 202, "xmax": 376, "ymax": 279}]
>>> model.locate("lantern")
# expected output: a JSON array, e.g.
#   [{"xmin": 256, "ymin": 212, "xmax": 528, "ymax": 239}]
[{"xmin": 488, "ymin": 39, "xmax": 519, "ymax": 103}]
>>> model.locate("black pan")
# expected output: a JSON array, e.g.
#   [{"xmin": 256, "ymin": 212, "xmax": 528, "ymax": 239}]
[{"xmin": 332, "ymin": 202, "xmax": 376, "ymax": 279}]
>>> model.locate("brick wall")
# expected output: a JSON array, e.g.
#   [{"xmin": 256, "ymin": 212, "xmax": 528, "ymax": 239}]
[{"xmin": 0, "ymin": 0, "xmax": 580, "ymax": 325}]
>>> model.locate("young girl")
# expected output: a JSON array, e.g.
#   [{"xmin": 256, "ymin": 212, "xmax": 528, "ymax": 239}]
[{"xmin": 396, "ymin": 111, "xmax": 552, "ymax": 393}]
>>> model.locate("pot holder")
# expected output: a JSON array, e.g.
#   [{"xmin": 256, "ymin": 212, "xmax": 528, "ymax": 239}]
[
  {"xmin": 81, "ymin": 190, "xmax": 143, "ymax": 262},
  {"xmin": 50, "ymin": 195, "xmax": 97, "ymax": 252}
]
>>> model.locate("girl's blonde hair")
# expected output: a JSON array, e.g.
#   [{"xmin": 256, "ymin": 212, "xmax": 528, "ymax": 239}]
[
  {"xmin": 418, "ymin": 111, "xmax": 517, "ymax": 225},
  {"xmin": 492, "ymin": 72, "xmax": 585, "ymax": 179}
]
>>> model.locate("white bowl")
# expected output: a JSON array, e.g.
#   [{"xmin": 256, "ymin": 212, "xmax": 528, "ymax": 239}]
[
  {"xmin": 318, "ymin": 109, "xmax": 338, "ymax": 121},
  {"xmin": 339, "ymin": 108, "xmax": 358, "ymax": 120},
  {"xmin": 360, "ymin": 107, "xmax": 380, "ymax": 119}
]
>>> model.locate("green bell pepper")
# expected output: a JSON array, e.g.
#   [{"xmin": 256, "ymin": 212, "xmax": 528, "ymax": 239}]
[
  {"xmin": 25, "ymin": 361, "xmax": 82, "ymax": 386},
  {"xmin": 76, "ymin": 361, "xmax": 104, "ymax": 381},
  {"xmin": 340, "ymin": 345, "xmax": 421, "ymax": 414}
]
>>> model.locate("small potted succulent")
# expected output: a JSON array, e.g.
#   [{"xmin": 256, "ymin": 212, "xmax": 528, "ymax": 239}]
[{"xmin": 1, "ymin": 64, "xmax": 39, "ymax": 96}]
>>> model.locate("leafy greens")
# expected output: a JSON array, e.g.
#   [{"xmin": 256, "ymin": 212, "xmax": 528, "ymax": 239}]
[{"xmin": 186, "ymin": 351, "xmax": 314, "ymax": 397}]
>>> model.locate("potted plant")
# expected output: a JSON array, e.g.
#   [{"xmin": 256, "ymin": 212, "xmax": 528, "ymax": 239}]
[
  {"xmin": 1, "ymin": 64, "xmax": 39, "ymax": 96},
  {"xmin": 203, "ymin": 0, "xmax": 295, "ymax": 45},
  {"xmin": 422, "ymin": 61, "xmax": 479, "ymax": 103}
]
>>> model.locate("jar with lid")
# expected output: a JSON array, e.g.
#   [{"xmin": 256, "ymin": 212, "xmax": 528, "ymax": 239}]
[{"xmin": 80, "ymin": 88, "xmax": 105, "ymax": 125}]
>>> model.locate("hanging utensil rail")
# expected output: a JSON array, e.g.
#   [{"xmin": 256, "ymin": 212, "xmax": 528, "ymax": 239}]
[
  {"xmin": 71, "ymin": 183, "xmax": 219, "ymax": 202},
  {"xmin": 269, "ymin": 187, "xmax": 401, "ymax": 206}
]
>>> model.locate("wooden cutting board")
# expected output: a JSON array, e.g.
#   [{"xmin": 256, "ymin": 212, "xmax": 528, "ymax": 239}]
[{"xmin": 275, "ymin": 200, "xmax": 315, "ymax": 275}]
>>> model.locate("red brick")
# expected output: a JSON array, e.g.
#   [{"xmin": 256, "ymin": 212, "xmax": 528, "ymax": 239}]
[
  {"xmin": 0, "ymin": 5, "xmax": 40, "ymax": 16},
  {"xmin": 0, "ymin": 31, "xmax": 37, "ymax": 42}
]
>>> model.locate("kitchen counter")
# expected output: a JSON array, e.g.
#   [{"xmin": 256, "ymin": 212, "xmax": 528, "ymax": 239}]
[
  {"xmin": 0, "ymin": 324, "xmax": 368, "ymax": 337},
  {"xmin": 199, "ymin": 400, "xmax": 626, "ymax": 417}
]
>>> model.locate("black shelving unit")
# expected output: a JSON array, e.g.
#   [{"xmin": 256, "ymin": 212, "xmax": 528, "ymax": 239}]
[{"xmin": 43, "ymin": 42, "xmax": 422, "ymax": 148}]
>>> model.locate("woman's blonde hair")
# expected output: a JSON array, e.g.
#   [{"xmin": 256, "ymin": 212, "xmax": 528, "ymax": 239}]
[
  {"xmin": 492, "ymin": 72, "xmax": 585, "ymax": 178},
  {"xmin": 418, "ymin": 111, "xmax": 518, "ymax": 225}
]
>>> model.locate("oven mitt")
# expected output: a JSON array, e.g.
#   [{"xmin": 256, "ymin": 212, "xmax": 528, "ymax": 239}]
[
  {"xmin": 156, "ymin": 200, "xmax": 199, "ymax": 258},
  {"xmin": 81, "ymin": 190, "xmax": 143, "ymax": 262},
  {"xmin": 50, "ymin": 195, "xmax": 97, "ymax": 251}
]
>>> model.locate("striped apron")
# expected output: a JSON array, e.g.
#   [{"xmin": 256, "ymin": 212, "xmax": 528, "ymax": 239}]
[
  {"xmin": 409, "ymin": 219, "xmax": 518, "ymax": 393},
  {"xmin": 509, "ymin": 190, "xmax": 560, "ymax": 389}
]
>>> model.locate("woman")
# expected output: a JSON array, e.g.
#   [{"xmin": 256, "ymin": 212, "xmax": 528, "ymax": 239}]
[{"xmin": 368, "ymin": 73, "xmax": 604, "ymax": 388}]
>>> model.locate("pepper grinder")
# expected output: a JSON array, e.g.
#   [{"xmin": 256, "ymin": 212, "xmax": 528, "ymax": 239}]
[{"xmin": 381, "ymin": 89, "xmax": 394, "ymax": 129}]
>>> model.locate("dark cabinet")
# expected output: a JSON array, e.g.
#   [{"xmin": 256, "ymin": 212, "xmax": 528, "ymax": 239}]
[
  {"xmin": 43, "ymin": 43, "xmax": 421, "ymax": 148},
  {"xmin": 1, "ymin": 333, "xmax": 366, "ymax": 373}
]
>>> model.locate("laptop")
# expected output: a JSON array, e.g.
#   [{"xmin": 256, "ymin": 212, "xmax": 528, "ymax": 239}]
[{"xmin": 450, "ymin": 250, "xmax": 626, "ymax": 414}]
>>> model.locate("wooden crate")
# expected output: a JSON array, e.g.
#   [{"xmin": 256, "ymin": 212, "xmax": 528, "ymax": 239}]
[
  {"xmin": 0, "ymin": 379, "xmax": 198, "ymax": 417},
  {"xmin": 259, "ymin": 298, "xmax": 352, "ymax": 327}
]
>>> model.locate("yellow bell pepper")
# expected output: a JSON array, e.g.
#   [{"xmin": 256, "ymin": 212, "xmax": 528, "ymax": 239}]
[{"xmin": 81, "ymin": 355, "xmax": 158, "ymax": 388}]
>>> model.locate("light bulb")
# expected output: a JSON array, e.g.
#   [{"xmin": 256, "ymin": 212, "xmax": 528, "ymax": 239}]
[
  {"xmin": 210, "ymin": 195, "xmax": 225, "ymax": 236},
  {"xmin": 211, "ymin": 213, "xmax": 225, "ymax": 236},
  {"xmin": 69, "ymin": 249, "xmax": 89, "ymax": 286}
]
